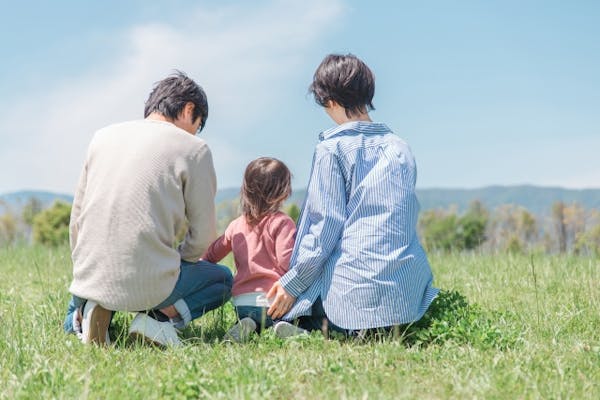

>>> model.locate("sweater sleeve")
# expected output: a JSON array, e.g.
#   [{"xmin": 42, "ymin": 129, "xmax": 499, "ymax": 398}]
[
  {"xmin": 69, "ymin": 160, "xmax": 88, "ymax": 252},
  {"xmin": 178, "ymin": 143, "xmax": 218, "ymax": 262},
  {"xmin": 202, "ymin": 222, "xmax": 233, "ymax": 263}
]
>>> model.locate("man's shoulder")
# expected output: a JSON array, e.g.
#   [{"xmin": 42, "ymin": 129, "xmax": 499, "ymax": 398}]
[
  {"xmin": 96, "ymin": 119, "xmax": 210, "ymax": 149},
  {"xmin": 96, "ymin": 119, "xmax": 143, "ymax": 133}
]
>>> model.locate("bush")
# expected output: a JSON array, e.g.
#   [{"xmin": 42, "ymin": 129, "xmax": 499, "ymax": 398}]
[
  {"xmin": 284, "ymin": 203, "xmax": 301, "ymax": 224},
  {"xmin": 32, "ymin": 201, "xmax": 71, "ymax": 246},
  {"xmin": 404, "ymin": 290, "xmax": 521, "ymax": 350}
]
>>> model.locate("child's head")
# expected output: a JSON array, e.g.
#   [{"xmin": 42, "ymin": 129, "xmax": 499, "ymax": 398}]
[
  {"xmin": 309, "ymin": 53, "xmax": 375, "ymax": 118},
  {"xmin": 241, "ymin": 157, "xmax": 292, "ymax": 226}
]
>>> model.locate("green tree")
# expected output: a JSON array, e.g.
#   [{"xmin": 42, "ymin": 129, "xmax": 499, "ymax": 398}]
[
  {"xmin": 33, "ymin": 201, "xmax": 71, "ymax": 246},
  {"xmin": 458, "ymin": 200, "xmax": 488, "ymax": 250},
  {"xmin": 552, "ymin": 202, "xmax": 567, "ymax": 253},
  {"xmin": 419, "ymin": 209, "xmax": 461, "ymax": 252},
  {"xmin": 285, "ymin": 203, "xmax": 301, "ymax": 224},
  {"xmin": 22, "ymin": 197, "xmax": 43, "ymax": 227},
  {"xmin": 0, "ymin": 212, "xmax": 18, "ymax": 245},
  {"xmin": 216, "ymin": 199, "xmax": 240, "ymax": 234}
]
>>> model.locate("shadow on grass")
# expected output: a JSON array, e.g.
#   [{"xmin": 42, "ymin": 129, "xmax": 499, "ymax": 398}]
[{"xmin": 103, "ymin": 290, "xmax": 522, "ymax": 350}]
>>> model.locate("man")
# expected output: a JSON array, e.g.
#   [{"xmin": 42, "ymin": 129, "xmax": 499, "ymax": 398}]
[{"xmin": 64, "ymin": 71, "xmax": 233, "ymax": 346}]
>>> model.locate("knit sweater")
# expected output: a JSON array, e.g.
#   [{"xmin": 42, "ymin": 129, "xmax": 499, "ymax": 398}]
[
  {"xmin": 69, "ymin": 119, "xmax": 217, "ymax": 311},
  {"xmin": 203, "ymin": 212, "xmax": 296, "ymax": 297}
]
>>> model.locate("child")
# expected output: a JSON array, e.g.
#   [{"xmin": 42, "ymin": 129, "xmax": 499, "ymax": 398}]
[
  {"xmin": 203, "ymin": 157, "xmax": 307, "ymax": 342},
  {"xmin": 267, "ymin": 54, "xmax": 439, "ymax": 336}
]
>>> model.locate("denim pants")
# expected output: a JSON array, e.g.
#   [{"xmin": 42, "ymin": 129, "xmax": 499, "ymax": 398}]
[
  {"xmin": 64, "ymin": 259, "xmax": 233, "ymax": 333},
  {"xmin": 297, "ymin": 297, "xmax": 347, "ymax": 334},
  {"xmin": 235, "ymin": 306, "xmax": 274, "ymax": 332},
  {"xmin": 297, "ymin": 297, "xmax": 398, "ymax": 338}
]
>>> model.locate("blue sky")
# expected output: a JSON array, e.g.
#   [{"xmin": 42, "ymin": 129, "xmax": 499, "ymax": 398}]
[{"xmin": 1, "ymin": 0, "xmax": 599, "ymax": 194}]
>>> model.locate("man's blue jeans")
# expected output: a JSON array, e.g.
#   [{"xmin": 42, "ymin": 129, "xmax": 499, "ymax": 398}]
[{"xmin": 64, "ymin": 259, "xmax": 233, "ymax": 333}]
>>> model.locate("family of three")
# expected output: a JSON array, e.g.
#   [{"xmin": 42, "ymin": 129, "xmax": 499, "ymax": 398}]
[{"xmin": 64, "ymin": 53, "xmax": 440, "ymax": 346}]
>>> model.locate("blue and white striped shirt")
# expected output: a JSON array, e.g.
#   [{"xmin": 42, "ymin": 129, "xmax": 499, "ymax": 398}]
[{"xmin": 280, "ymin": 121, "xmax": 439, "ymax": 329}]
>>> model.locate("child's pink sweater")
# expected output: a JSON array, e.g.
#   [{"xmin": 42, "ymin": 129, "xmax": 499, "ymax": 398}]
[{"xmin": 202, "ymin": 211, "xmax": 296, "ymax": 297}]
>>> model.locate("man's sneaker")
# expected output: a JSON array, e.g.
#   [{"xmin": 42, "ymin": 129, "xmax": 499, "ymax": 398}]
[
  {"xmin": 129, "ymin": 313, "xmax": 182, "ymax": 347},
  {"xmin": 81, "ymin": 300, "xmax": 112, "ymax": 345},
  {"xmin": 273, "ymin": 321, "xmax": 309, "ymax": 339},
  {"xmin": 224, "ymin": 317, "xmax": 257, "ymax": 343}
]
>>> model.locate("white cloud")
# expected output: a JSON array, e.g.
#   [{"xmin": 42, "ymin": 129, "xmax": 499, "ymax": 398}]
[{"xmin": 0, "ymin": 0, "xmax": 344, "ymax": 194}]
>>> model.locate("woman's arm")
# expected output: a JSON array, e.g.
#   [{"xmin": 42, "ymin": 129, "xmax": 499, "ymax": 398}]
[{"xmin": 268, "ymin": 149, "xmax": 346, "ymax": 318}]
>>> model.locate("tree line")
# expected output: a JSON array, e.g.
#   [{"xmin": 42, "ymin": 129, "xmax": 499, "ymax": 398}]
[
  {"xmin": 1, "ymin": 196, "xmax": 598, "ymax": 255},
  {"xmin": 418, "ymin": 200, "xmax": 600, "ymax": 255}
]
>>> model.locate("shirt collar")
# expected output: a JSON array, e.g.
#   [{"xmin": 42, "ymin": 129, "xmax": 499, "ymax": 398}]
[{"xmin": 318, "ymin": 121, "xmax": 391, "ymax": 141}]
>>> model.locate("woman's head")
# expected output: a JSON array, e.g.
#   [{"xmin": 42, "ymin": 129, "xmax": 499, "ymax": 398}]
[
  {"xmin": 309, "ymin": 53, "xmax": 375, "ymax": 118},
  {"xmin": 241, "ymin": 157, "xmax": 292, "ymax": 226}
]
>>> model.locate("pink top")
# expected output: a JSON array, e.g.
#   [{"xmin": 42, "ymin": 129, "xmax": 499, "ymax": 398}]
[{"xmin": 202, "ymin": 211, "xmax": 296, "ymax": 297}]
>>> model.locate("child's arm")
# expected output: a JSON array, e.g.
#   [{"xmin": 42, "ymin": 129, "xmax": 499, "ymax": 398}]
[{"xmin": 201, "ymin": 224, "xmax": 233, "ymax": 263}]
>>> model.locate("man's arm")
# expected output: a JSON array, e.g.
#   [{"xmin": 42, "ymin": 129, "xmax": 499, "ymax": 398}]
[
  {"xmin": 69, "ymin": 161, "xmax": 88, "ymax": 253},
  {"xmin": 179, "ymin": 143, "xmax": 217, "ymax": 261}
]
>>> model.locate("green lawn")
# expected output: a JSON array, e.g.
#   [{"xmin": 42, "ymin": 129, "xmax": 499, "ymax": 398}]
[{"xmin": 0, "ymin": 246, "xmax": 598, "ymax": 399}]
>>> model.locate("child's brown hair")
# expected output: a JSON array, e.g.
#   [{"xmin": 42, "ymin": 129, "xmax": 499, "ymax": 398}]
[{"xmin": 241, "ymin": 157, "xmax": 292, "ymax": 226}]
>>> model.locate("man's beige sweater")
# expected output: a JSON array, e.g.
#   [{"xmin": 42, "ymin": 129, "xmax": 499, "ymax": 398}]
[{"xmin": 69, "ymin": 119, "xmax": 217, "ymax": 311}]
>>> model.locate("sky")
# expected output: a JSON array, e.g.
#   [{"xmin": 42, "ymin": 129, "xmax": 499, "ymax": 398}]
[{"xmin": 1, "ymin": 0, "xmax": 599, "ymax": 195}]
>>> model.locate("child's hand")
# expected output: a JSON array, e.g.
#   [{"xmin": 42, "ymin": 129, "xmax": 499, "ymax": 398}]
[{"xmin": 267, "ymin": 281, "xmax": 296, "ymax": 319}]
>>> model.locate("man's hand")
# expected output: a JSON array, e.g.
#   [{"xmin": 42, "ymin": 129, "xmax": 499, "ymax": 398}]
[{"xmin": 267, "ymin": 281, "xmax": 296, "ymax": 319}]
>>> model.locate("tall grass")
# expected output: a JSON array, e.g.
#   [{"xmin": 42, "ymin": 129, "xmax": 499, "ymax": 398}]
[{"xmin": 0, "ymin": 246, "xmax": 598, "ymax": 399}]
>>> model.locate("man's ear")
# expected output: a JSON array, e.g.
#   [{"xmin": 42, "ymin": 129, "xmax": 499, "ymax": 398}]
[{"xmin": 183, "ymin": 102, "xmax": 195, "ymax": 118}]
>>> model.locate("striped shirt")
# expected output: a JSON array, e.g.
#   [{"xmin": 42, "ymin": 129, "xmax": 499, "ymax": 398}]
[{"xmin": 280, "ymin": 121, "xmax": 439, "ymax": 330}]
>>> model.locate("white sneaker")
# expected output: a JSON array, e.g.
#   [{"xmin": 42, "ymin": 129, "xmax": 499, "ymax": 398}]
[
  {"xmin": 273, "ymin": 321, "xmax": 309, "ymax": 339},
  {"xmin": 224, "ymin": 317, "xmax": 257, "ymax": 343},
  {"xmin": 129, "ymin": 313, "xmax": 182, "ymax": 347},
  {"xmin": 81, "ymin": 301, "xmax": 112, "ymax": 345}
]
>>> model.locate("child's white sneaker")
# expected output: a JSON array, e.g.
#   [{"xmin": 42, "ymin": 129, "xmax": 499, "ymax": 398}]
[
  {"xmin": 129, "ymin": 313, "xmax": 182, "ymax": 347},
  {"xmin": 273, "ymin": 321, "xmax": 309, "ymax": 339},
  {"xmin": 224, "ymin": 317, "xmax": 257, "ymax": 343},
  {"xmin": 81, "ymin": 300, "xmax": 112, "ymax": 345}
]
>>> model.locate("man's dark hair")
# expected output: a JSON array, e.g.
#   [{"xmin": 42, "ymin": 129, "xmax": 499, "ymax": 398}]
[
  {"xmin": 144, "ymin": 71, "xmax": 209, "ymax": 132},
  {"xmin": 309, "ymin": 53, "xmax": 375, "ymax": 118}
]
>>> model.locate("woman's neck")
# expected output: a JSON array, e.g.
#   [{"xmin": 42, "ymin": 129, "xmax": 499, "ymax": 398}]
[{"xmin": 326, "ymin": 102, "xmax": 372, "ymax": 125}]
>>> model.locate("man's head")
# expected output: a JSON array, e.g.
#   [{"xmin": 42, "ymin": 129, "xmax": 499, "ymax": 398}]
[
  {"xmin": 144, "ymin": 71, "xmax": 208, "ymax": 134},
  {"xmin": 309, "ymin": 54, "xmax": 375, "ymax": 118}
]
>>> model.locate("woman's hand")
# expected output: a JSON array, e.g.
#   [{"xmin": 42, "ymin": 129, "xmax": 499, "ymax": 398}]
[{"xmin": 267, "ymin": 281, "xmax": 296, "ymax": 319}]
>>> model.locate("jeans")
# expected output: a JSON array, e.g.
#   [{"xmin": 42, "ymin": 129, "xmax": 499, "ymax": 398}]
[
  {"xmin": 297, "ymin": 297, "xmax": 349, "ymax": 335},
  {"xmin": 63, "ymin": 259, "xmax": 233, "ymax": 333},
  {"xmin": 235, "ymin": 306, "xmax": 274, "ymax": 332}
]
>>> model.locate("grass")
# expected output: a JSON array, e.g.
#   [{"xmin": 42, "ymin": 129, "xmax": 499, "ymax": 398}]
[{"xmin": 0, "ymin": 245, "xmax": 598, "ymax": 399}]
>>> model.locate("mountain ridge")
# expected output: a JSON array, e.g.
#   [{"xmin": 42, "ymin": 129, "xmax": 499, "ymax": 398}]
[{"xmin": 2, "ymin": 185, "xmax": 599, "ymax": 216}]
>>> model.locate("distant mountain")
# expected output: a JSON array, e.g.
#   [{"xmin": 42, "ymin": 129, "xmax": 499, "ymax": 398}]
[
  {"xmin": 416, "ymin": 185, "xmax": 600, "ymax": 215},
  {"xmin": 0, "ymin": 190, "xmax": 73, "ymax": 212},
  {"xmin": 2, "ymin": 185, "xmax": 599, "ymax": 216},
  {"xmin": 233, "ymin": 185, "xmax": 600, "ymax": 216}
]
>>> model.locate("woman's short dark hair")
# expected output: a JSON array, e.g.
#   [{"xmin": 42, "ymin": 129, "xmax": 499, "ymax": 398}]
[
  {"xmin": 144, "ymin": 71, "xmax": 209, "ymax": 132},
  {"xmin": 309, "ymin": 53, "xmax": 375, "ymax": 118},
  {"xmin": 241, "ymin": 157, "xmax": 292, "ymax": 226}
]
